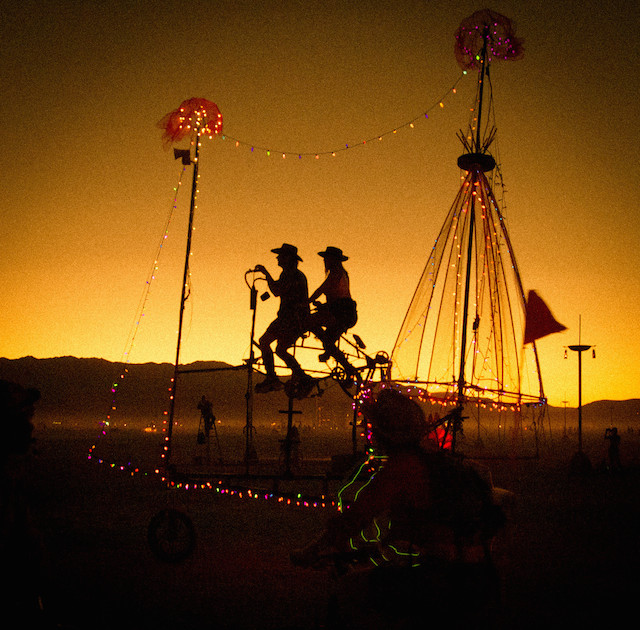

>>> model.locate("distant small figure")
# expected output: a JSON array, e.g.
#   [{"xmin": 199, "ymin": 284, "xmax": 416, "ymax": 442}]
[
  {"xmin": 605, "ymin": 427, "xmax": 622, "ymax": 472},
  {"xmin": 280, "ymin": 424, "xmax": 302, "ymax": 472},
  {"xmin": 288, "ymin": 423, "xmax": 301, "ymax": 445},
  {"xmin": 254, "ymin": 243, "xmax": 311, "ymax": 393},
  {"xmin": 197, "ymin": 395, "xmax": 215, "ymax": 436},
  {"xmin": 307, "ymin": 246, "xmax": 358, "ymax": 382}
]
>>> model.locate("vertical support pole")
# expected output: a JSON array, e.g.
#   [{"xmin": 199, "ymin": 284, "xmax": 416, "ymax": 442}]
[
  {"xmin": 452, "ymin": 31, "xmax": 488, "ymax": 454},
  {"xmin": 165, "ymin": 135, "xmax": 200, "ymax": 467},
  {"xmin": 351, "ymin": 400, "xmax": 359, "ymax": 456},
  {"xmin": 454, "ymin": 181, "xmax": 476, "ymax": 454},
  {"xmin": 567, "ymin": 317, "xmax": 594, "ymax": 477},
  {"xmin": 577, "ymin": 349, "xmax": 584, "ymax": 452},
  {"xmin": 244, "ymin": 284, "xmax": 258, "ymax": 473},
  {"xmin": 279, "ymin": 397, "xmax": 302, "ymax": 478},
  {"xmin": 475, "ymin": 30, "xmax": 489, "ymax": 151},
  {"xmin": 568, "ymin": 317, "xmax": 592, "ymax": 454}
]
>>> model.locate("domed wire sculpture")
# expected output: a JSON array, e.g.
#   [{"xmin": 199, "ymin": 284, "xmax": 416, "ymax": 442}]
[{"xmin": 390, "ymin": 11, "xmax": 545, "ymax": 450}]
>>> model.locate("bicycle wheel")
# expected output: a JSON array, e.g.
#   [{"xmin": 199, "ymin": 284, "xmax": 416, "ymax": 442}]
[{"xmin": 148, "ymin": 508, "xmax": 196, "ymax": 563}]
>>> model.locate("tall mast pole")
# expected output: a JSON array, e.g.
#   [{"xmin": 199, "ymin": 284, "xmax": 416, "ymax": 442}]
[
  {"xmin": 448, "ymin": 30, "xmax": 492, "ymax": 454},
  {"xmin": 474, "ymin": 28, "xmax": 489, "ymax": 151},
  {"xmin": 457, "ymin": 199, "xmax": 476, "ymax": 405},
  {"xmin": 165, "ymin": 133, "xmax": 200, "ymax": 466},
  {"xmin": 456, "ymin": 31, "xmax": 489, "ymax": 406}
]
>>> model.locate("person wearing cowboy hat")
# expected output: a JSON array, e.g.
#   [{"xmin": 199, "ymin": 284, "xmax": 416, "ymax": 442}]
[
  {"xmin": 307, "ymin": 246, "xmax": 358, "ymax": 380},
  {"xmin": 254, "ymin": 243, "xmax": 311, "ymax": 393}
]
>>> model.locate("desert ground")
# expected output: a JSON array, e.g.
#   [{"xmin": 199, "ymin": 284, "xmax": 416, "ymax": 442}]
[{"xmin": 11, "ymin": 420, "xmax": 640, "ymax": 629}]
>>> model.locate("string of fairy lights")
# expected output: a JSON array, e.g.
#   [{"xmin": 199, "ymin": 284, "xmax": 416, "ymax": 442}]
[
  {"xmin": 101, "ymin": 69, "xmax": 470, "ymax": 436},
  {"xmin": 88, "ymin": 167, "xmax": 188, "ymax": 467},
  {"xmin": 85, "ymin": 68, "xmax": 518, "ymax": 508},
  {"xmin": 84, "ymin": 9, "xmax": 539, "ymax": 532},
  {"xmin": 389, "ymin": 167, "xmax": 544, "ymax": 412},
  {"xmin": 214, "ymin": 71, "xmax": 468, "ymax": 159}
]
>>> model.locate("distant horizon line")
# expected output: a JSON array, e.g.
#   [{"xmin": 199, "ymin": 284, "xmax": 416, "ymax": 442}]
[{"xmin": 2, "ymin": 354, "xmax": 639, "ymax": 408}]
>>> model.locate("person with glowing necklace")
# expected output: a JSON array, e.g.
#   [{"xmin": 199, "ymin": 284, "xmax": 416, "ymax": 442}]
[{"xmin": 291, "ymin": 388, "xmax": 505, "ymax": 628}]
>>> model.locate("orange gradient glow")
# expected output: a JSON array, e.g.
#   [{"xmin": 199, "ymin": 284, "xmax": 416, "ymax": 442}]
[{"xmin": 1, "ymin": 2, "xmax": 639, "ymax": 408}]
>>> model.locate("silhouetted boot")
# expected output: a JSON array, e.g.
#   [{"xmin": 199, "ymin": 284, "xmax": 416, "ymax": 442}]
[
  {"xmin": 255, "ymin": 375, "xmax": 283, "ymax": 393},
  {"xmin": 285, "ymin": 372, "xmax": 316, "ymax": 399}
]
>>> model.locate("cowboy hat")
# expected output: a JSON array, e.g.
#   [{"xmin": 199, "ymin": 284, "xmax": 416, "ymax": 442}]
[
  {"xmin": 271, "ymin": 243, "xmax": 302, "ymax": 261},
  {"xmin": 318, "ymin": 246, "xmax": 348, "ymax": 261}
]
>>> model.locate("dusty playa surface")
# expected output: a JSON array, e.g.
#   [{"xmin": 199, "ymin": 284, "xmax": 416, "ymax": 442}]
[{"xmin": 13, "ymin": 426, "xmax": 640, "ymax": 629}]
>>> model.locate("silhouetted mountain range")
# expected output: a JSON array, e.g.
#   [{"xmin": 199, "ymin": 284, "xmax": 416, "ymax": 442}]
[
  {"xmin": 0, "ymin": 356, "xmax": 352, "ymax": 428},
  {"xmin": 1, "ymin": 356, "xmax": 639, "ymax": 430}
]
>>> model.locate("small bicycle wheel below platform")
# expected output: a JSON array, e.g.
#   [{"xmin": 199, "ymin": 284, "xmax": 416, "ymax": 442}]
[{"xmin": 148, "ymin": 508, "xmax": 196, "ymax": 563}]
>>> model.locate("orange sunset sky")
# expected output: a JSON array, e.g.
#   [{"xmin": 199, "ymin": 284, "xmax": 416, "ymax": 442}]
[{"xmin": 2, "ymin": 0, "xmax": 639, "ymax": 407}]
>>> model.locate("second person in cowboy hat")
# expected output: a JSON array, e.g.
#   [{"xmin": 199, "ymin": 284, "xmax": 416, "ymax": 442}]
[{"xmin": 307, "ymin": 246, "xmax": 358, "ymax": 378}]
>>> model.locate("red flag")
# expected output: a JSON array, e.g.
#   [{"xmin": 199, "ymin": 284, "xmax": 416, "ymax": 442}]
[{"xmin": 524, "ymin": 290, "xmax": 566, "ymax": 345}]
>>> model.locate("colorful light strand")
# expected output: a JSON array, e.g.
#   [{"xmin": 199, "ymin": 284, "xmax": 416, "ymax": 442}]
[
  {"xmin": 88, "ymin": 72, "xmax": 474, "ymax": 483},
  {"xmin": 216, "ymin": 72, "xmax": 468, "ymax": 159},
  {"xmin": 87, "ymin": 168, "xmax": 187, "ymax": 461}
]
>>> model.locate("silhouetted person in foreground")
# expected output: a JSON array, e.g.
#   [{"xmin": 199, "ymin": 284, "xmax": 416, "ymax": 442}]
[
  {"xmin": 0, "ymin": 379, "xmax": 45, "ymax": 624},
  {"xmin": 291, "ymin": 389, "xmax": 505, "ymax": 629},
  {"xmin": 307, "ymin": 246, "xmax": 359, "ymax": 382},
  {"xmin": 254, "ymin": 243, "xmax": 311, "ymax": 393}
]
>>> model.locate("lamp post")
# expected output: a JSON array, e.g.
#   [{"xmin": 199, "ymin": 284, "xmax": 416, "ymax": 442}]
[
  {"xmin": 567, "ymin": 343, "xmax": 591, "ymax": 453},
  {"xmin": 566, "ymin": 316, "xmax": 594, "ymax": 473}
]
